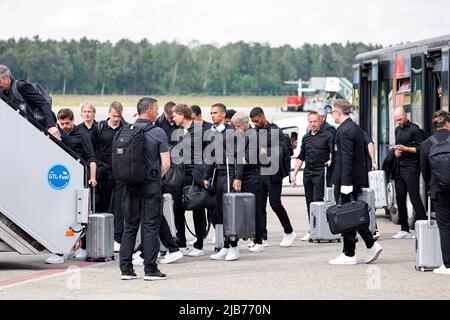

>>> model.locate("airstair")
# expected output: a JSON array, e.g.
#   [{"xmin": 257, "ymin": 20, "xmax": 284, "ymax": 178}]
[{"xmin": 0, "ymin": 96, "xmax": 89, "ymax": 255}]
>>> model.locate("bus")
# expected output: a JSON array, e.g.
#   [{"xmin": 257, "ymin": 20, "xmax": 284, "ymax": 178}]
[{"xmin": 352, "ymin": 34, "xmax": 450, "ymax": 227}]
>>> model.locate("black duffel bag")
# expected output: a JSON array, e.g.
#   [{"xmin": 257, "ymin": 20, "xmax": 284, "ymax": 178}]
[
  {"xmin": 326, "ymin": 194, "xmax": 370, "ymax": 234},
  {"xmin": 162, "ymin": 164, "xmax": 185, "ymax": 194},
  {"xmin": 183, "ymin": 180, "xmax": 216, "ymax": 210}
]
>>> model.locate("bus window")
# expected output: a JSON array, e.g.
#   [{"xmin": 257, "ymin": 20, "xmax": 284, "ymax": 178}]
[{"xmin": 411, "ymin": 55, "xmax": 424, "ymax": 129}]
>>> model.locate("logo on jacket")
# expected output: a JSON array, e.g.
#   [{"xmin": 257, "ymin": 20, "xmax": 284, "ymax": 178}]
[{"xmin": 48, "ymin": 165, "xmax": 71, "ymax": 190}]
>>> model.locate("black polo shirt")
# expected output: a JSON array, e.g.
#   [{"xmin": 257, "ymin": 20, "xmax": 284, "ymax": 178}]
[
  {"xmin": 297, "ymin": 128, "xmax": 333, "ymax": 171},
  {"xmin": 155, "ymin": 115, "xmax": 180, "ymax": 146},
  {"xmin": 64, "ymin": 125, "xmax": 96, "ymax": 164},
  {"xmin": 395, "ymin": 120, "xmax": 424, "ymax": 168},
  {"xmin": 94, "ymin": 120, "xmax": 123, "ymax": 171},
  {"xmin": 77, "ymin": 120, "xmax": 98, "ymax": 150}
]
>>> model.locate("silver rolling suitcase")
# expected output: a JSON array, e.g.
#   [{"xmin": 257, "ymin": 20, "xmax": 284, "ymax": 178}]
[
  {"xmin": 309, "ymin": 166, "xmax": 340, "ymax": 242},
  {"xmin": 222, "ymin": 159, "xmax": 256, "ymax": 241},
  {"xmin": 415, "ymin": 197, "xmax": 443, "ymax": 271},
  {"xmin": 86, "ymin": 213, "xmax": 115, "ymax": 262},
  {"xmin": 358, "ymin": 188, "xmax": 376, "ymax": 233},
  {"xmin": 86, "ymin": 188, "xmax": 115, "ymax": 261},
  {"xmin": 163, "ymin": 193, "xmax": 177, "ymax": 238},
  {"xmin": 309, "ymin": 202, "xmax": 341, "ymax": 243},
  {"xmin": 368, "ymin": 170, "xmax": 388, "ymax": 209}
]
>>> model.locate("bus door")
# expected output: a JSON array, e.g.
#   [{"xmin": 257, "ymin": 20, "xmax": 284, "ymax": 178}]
[
  {"xmin": 424, "ymin": 49, "xmax": 443, "ymax": 132},
  {"xmin": 358, "ymin": 59, "xmax": 379, "ymax": 158}
]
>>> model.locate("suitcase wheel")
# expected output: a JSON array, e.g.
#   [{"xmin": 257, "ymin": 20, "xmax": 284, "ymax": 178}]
[
  {"xmin": 308, "ymin": 239, "xmax": 313, "ymax": 243},
  {"xmin": 415, "ymin": 266, "xmax": 420, "ymax": 271}
]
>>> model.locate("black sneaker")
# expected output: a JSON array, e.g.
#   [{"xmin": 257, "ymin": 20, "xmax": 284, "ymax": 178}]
[
  {"xmin": 144, "ymin": 269, "xmax": 167, "ymax": 281},
  {"xmin": 121, "ymin": 270, "xmax": 138, "ymax": 280}
]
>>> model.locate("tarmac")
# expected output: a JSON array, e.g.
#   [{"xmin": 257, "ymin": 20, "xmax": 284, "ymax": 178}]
[{"xmin": 1, "ymin": 194, "xmax": 449, "ymax": 300}]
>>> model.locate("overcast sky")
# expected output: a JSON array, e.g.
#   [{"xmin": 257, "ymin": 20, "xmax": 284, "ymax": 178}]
[{"xmin": 1, "ymin": 0, "xmax": 449, "ymax": 47}]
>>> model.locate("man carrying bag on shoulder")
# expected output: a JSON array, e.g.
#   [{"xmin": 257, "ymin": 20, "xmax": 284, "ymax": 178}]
[{"xmin": 327, "ymin": 99, "xmax": 382, "ymax": 265}]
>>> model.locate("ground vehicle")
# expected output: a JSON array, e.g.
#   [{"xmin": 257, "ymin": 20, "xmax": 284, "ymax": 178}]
[
  {"xmin": 283, "ymin": 77, "xmax": 353, "ymax": 112},
  {"xmin": 353, "ymin": 34, "xmax": 450, "ymax": 226}
]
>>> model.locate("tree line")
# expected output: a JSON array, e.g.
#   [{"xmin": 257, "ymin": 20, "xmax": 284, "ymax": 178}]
[{"xmin": 0, "ymin": 36, "xmax": 381, "ymax": 96}]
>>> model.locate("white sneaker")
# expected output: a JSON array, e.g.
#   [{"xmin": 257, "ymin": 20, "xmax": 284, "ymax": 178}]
[
  {"xmin": 45, "ymin": 254, "xmax": 65, "ymax": 264},
  {"xmin": 329, "ymin": 253, "xmax": 357, "ymax": 265},
  {"xmin": 160, "ymin": 250, "xmax": 183, "ymax": 264},
  {"xmin": 262, "ymin": 240, "xmax": 269, "ymax": 247},
  {"xmin": 75, "ymin": 249, "xmax": 87, "ymax": 261},
  {"xmin": 225, "ymin": 246, "xmax": 240, "ymax": 261},
  {"xmin": 392, "ymin": 231, "xmax": 413, "ymax": 239},
  {"xmin": 249, "ymin": 244, "xmax": 264, "ymax": 253},
  {"xmin": 188, "ymin": 248, "xmax": 204, "ymax": 257},
  {"xmin": 247, "ymin": 240, "xmax": 255, "ymax": 248},
  {"xmin": 132, "ymin": 255, "xmax": 144, "ymax": 265},
  {"xmin": 280, "ymin": 231, "xmax": 296, "ymax": 247},
  {"xmin": 433, "ymin": 265, "xmax": 450, "ymax": 275},
  {"xmin": 210, "ymin": 248, "xmax": 229, "ymax": 260},
  {"xmin": 114, "ymin": 241, "xmax": 121, "ymax": 252},
  {"xmin": 364, "ymin": 242, "xmax": 383, "ymax": 264},
  {"xmin": 179, "ymin": 247, "xmax": 189, "ymax": 256},
  {"xmin": 301, "ymin": 233, "xmax": 311, "ymax": 241}
]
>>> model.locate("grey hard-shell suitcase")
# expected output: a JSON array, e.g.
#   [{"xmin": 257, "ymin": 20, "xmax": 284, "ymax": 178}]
[
  {"xmin": 86, "ymin": 188, "xmax": 115, "ymax": 261},
  {"xmin": 415, "ymin": 197, "xmax": 443, "ymax": 271},
  {"xmin": 358, "ymin": 188, "xmax": 377, "ymax": 233},
  {"xmin": 368, "ymin": 170, "xmax": 388, "ymax": 209},
  {"xmin": 86, "ymin": 213, "xmax": 115, "ymax": 262},
  {"xmin": 163, "ymin": 193, "xmax": 177, "ymax": 238},
  {"xmin": 309, "ymin": 201, "xmax": 341, "ymax": 243},
  {"xmin": 222, "ymin": 158, "xmax": 256, "ymax": 241}
]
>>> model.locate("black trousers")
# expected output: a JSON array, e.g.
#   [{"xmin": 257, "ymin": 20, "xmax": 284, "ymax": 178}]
[
  {"xmin": 242, "ymin": 176, "xmax": 264, "ymax": 245},
  {"xmin": 119, "ymin": 181, "xmax": 161, "ymax": 274},
  {"xmin": 215, "ymin": 170, "xmax": 238, "ymax": 248},
  {"xmin": 172, "ymin": 187, "xmax": 187, "ymax": 248},
  {"xmin": 110, "ymin": 183, "xmax": 126, "ymax": 243},
  {"xmin": 179, "ymin": 174, "xmax": 207, "ymax": 250},
  {"xmin": 334, "ymin": 186, "xmax": 374, "ymax": 257},
  {"xmin": 394, "ymin": 167, "xmax": 427, "ymax": 232},
  {"xmin": 260, "ymin": 175, "xmax": 294, "ymax": 239},
  {"xmin": 434, "ymin": 192, "xmax": 450, "ymax": 268},
  {"xmin": 303, "ymin": 168, "xmax": 325, "ymax": 221},
  {"xmin": 97, "ymin": 169, "xmax": 116, "ymax": 213},
  {"xmin": 137, "ymin": 214, "xmax": 179, "ymax": 255}
]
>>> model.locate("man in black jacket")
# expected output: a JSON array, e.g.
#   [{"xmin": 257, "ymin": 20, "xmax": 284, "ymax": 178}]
[
  {"xmin": 420, "ymin": 110, "xmax": 450, "ymax": 275},
  {"xmin": 0, "ymin": 65, "xmax": 60, "ymax": 140},
  {"xmin": 155, "ymin": 101, "xmax": 179, "ymax": 146},
  {"xmin": 328, "ymin": 99, "xmax": 382, "ymax": 265},
  {"xmin": 250, "ymin": 107, "xmax": 296, "ymax": 247}
]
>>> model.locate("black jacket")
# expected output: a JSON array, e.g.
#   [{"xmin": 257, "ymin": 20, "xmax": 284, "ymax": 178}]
[
  {"xmin": 329, "ymin": 118, "xmax": 368, "ymax": 188},
  {"xmin": 1, "ymin": 79, "xmax": 56, "ymax": 129}
]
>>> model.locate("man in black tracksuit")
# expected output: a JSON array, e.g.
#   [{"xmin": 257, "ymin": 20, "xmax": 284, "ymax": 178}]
[
  {"xmin": 250, "ymin": 107, "xmax": 296, "ymax": 247},
  {"xmin": 392, "ymin": 107, "xmax": 427, "ymax": 239},
  {"xmin": 171, "ymin": 104, "xmax": 211, "ymax": 257},
  {"xmin": 420, "ymin": 110, "xmax": 450, "ymax": 275},
  {"xmin": 232, "ymin": 111, "xmax": 265, "ymax": 253},
  {"xmin": 203, "ymin": 103, "xmax": 243, "ymax": 261},
  {"xmin": 292, "ymin": 111, "xmax": 333, "ymax": 241},
  {"xmin": 328, "ymin": 99, "xmax": 382, "ymax": 265},
  {"xmin": 0, "ymin": 64, "xmax": 60, "ymax": 140},
  {"xmin": 119, "ymin": 97, "xmax": 170, "ymax": 281}
]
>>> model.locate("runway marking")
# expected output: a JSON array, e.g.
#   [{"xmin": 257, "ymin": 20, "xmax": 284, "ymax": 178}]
[{"xmin": 0, "ymin": 261, "xmax": 105, "ymax": 291}]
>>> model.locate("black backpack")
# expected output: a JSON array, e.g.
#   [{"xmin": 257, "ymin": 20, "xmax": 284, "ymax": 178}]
[
  {"xmin": 428, "ymin": 135, "xmax": 450, "ymax": 191},
  {"xmin": 12, "ymin": 80, "xmax": 52, "ymax": 127},
  {"xmin": 112, "ymin": 123, "xmax": 155, "ymax": 185}
]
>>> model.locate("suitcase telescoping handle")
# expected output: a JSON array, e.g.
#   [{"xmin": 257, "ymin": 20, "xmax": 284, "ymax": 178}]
[
  {"xmin": 92, "ymin": 187, "xmax": 96, "ymax": 215},
  {"xmin": 324, "ymin": 164, "xmax": 327, "ymax": 193},
  {"xmin": 226, "ymin": 157, "xmax": 230, "ymax": 193},
  {"xmin": 428, "ymin": 195, "xmax": 431, "ymax": 226}
]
